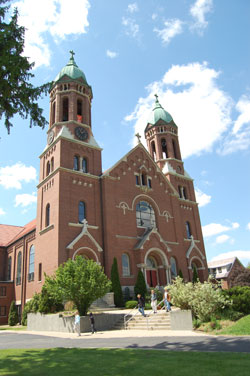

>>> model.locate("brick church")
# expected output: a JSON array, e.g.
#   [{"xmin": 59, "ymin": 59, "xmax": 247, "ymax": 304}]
[{"xmin": 0, "ymin": 53, "xmax": 208, "ymax": 324}]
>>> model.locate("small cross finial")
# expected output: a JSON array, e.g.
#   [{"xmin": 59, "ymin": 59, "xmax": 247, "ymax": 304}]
[
  {"xmin": 154, "ymin": 93, "xmax": 159, "ymax": 101},
  {"xmin": 135, "ymin": 133, "xmax": 142, "ymax": 143},
  {"xmin": 69, "ymin": 50, "xmax": 75, "ymax": 59}
]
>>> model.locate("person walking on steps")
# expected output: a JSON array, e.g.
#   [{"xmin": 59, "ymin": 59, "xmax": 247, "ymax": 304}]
[
  {"xmin": 74, "ymin": 310, "xmax": 81, "ymax": 336},
  {"xmin": 150, "ymin": 289, "xmax": 157, "ymax": 314},
  {"xmin": 89, "ymin": 312, "xmax": 97, "ymax": 334},
  {"xmin": 137, "ymin": 294, "xmax": 146, "ymax": 317},
  {"xmin": 163, "ymin": 287, "xmax": 171, "ymax": 313}
]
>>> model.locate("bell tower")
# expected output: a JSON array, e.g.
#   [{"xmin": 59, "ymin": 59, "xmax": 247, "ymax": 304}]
[{"xmin": 35, "ymin": 52, "xmax": 103, "ymax": 285}]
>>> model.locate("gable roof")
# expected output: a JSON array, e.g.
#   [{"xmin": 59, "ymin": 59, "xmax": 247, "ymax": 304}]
[
  {"xmin": 134, "ymin": 227, "xmax": 171, "ymax": 252},
  {"xmin": 102, "ymin": 142, "xmax": 178, "ymax": 195},
  {"xmin": 207, "ymin": 257, "xmax": 237, "ymax": 268},
  {"xmin": 0, "ymin": 219, "xmax": 36, "ymax": 247}
]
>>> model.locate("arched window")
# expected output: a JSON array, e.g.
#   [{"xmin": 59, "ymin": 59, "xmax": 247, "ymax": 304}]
[
  {"xmin": 46, "ymin": 161, "xmax": 50, "ymax": 176},
  {"xmin": 78, "ymin": 201, "xmax": 86, "ymax": 223},
  {"xmin": 28, "ymin": 245, "xmax": 35, "ymax": 281},
  {"xmin": 77, "ymin": 99, "xmax": 82, "ymax": 122},
  {"xmin": 74, "ymin": 155, "xmax": 80, "ymax": 171},
  {"xmin": 146, "ymin": 256, "xmax": 157, "ymax": 269},
  {"xmin": 151, "ymin": 141, "xmax": 156, "ymax": 160},
  {"xmin": 141, "ymin": 173, "xmax": 146, "ymax": 186},
  {"xmin": 16, "ymin": 251, "xmax": 22, "ymax": 285},
  {"xmin": 51, "ymin": 157, "xmax": 54, "ymax": 172},
  {"xmin": 172, "ymin": 139, "xmax": 178, "ymax": 159},
  {"xmin": 183, "ymin": 187, "xmax": 187, "ymax": 199},
  {"xmin": 82, "ymin": 158, "xmax": 88, "ymax": 173},
  {"xmin": 185, "ymin": 221, "xmax": 192, "ymax": 239},
  {"xmin": 136, "ymin": 201, "xmax": 156, "ymax": 228},
  {"xmin": 62, "ymin": 97, "xmax": 69, "ymax": 121},
  {"xmin": 52, "ymin": 101, "xmax": 56, "ymax": 124},
  {"xmin": 161, "ymin": 138, "xmax": 168, "ymax": 158},
  {"xmin": 7, "ymin": 257, "xmax": 12, "ymax": 281},
  {"xmin": 170, "ymin": 257, "xmax": 177, "ymax": 278},
  {"xmin": 46, "ymin": 204, "xmax": 50, "ymax": 227},
  {"xmin": 122, "ymin": 253, "xmax": 130, "ymax": 276}
]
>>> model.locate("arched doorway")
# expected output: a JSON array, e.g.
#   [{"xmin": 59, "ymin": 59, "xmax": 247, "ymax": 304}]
[
  {"xmin": 190, "ymin": 257, "xmax": 205, "ymax": 282},
  {"xmin": 72, "ymin": 247, "xmax": 99, "ymax": 264},
  {"xmin": 146, "ymin": 256, "xmax": 158, "ymax": 287}
]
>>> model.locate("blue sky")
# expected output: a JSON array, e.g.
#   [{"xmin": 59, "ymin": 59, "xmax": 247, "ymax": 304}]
[{"xmin": 0, "ymin": 0, "xmax": 250, "ymax": 266}]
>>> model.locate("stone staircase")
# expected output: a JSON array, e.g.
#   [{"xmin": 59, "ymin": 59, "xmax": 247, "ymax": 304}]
[{"xmin": 113, "ymin": 311, "xmax": 171, "ymax": 330}]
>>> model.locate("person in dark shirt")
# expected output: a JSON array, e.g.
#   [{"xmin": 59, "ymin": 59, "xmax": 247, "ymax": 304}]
[
  {"xmin": 137, "ymin": 294, "xmax": 146, "ymax": 317},
  {"xmin": 89, "ymin": 312, "xmax": 97, "ymax": 334}
]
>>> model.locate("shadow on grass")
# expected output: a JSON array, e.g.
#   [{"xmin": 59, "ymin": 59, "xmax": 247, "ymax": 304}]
[{"xmin": 0, "ymin": 348, "xmax": 250, "ymax": 376}]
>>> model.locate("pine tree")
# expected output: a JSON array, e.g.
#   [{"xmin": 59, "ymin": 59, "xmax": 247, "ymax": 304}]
[
  {"xmin": 178, "ymin": 269, "xmax": 183, "ymax": 279},
  {"xmin": 134, "ymin": 270, "xmax": 147, "ymax": 298},
  {"xmin": 8, "ymin": 300, "xmax": 19, "ymax": 326},
  {"xmin": 0, "ymin": 0, "xmax": 51, "ymax": 133},
  {"xmin": 192, "ymin": 266, "xmax": 199, "ymax": 283},
  {"xmin": 111, "ymin": 257, "xmax": 124, "ymax": 307}
]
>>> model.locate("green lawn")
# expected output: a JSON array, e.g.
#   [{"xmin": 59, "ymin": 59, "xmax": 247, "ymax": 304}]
[
  {"xmin": 0, "ymin": 326, "xmax": 26, "ymax": 331},
  {"xmin": 218, "ymin": 315, "xmax": 250, "ymax": 336},
  {"xmin": 0, "ymin": 349, "xmax": 250, "ymax": 376}
]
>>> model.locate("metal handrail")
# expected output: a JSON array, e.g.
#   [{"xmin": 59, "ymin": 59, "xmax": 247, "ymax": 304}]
[
  {"xmin": 146, "ymin": 299, "xmax": 165, "ymax": 329},
  {"xmin": 124, "ymin": 306, "xmax": 141, "ymax": 329}
]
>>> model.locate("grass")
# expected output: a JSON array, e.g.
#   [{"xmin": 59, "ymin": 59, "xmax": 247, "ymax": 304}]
[
  {"xmin": 0, "ymin": 348, "xmax": 250, "ymax": 376},
  {"xmin": 0, "ymin": 325, "xmax": 26, "ymax": 331},
  {"xmin": 218, "ymin": 315, "xmax": 250, "ymax": 336}
]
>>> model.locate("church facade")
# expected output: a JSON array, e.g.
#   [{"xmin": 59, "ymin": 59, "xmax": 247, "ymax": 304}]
[{"xmin": 0, "ymin": 54, "xmax": 208, "ymax": 324}]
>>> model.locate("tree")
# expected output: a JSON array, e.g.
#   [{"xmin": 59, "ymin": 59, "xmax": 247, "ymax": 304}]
[
  {"xmin": 44, "ymin": 256, "xmax": 111, "ymax": 316},
  {"xmin": 192, "ymin": 266, "xmax": 198, "ymax": 283},
  {"xmin": 231, "ymin": 268, "xmax": 250, "ymax": 287},
  {"xmin": 134, "ymin": 270, "xmax": 147, "ymax": 298},
  {"xmin": 178, "ymin": 269, "xmax": 183, "ymax": 279},
  {"xmin": 110, "ymin": 257, "xmax": 124, "ymax": 307},
  {"xmin": 0, "ymin": 0, "xmax": 51, "ymax": 133},
  {"xmin": 8, "ymin": 300, "xmax": 19, "ymax": 326}
]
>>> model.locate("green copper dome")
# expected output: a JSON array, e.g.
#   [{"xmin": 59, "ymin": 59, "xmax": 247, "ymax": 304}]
[
  {"xmin": 54, "ymin": 51, "xmax": 88, "ymax": 85},
  {"xmin": 147, "ymin": 95, "xmax": 173, "ymax": 125}
]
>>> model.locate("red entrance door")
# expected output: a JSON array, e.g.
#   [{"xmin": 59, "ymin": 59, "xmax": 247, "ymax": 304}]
[{"xmin": 146, "ymin": 270, "xmax": 157, "ymax": 287}]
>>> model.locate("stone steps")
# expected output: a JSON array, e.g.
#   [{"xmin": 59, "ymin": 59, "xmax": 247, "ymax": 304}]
[{"xmin": 113, "ymin": 311, "xmax": 171, "ymax": 330}]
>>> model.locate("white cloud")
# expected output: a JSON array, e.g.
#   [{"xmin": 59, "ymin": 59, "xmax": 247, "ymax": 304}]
[
  {"xmin": 220, "ymin": 95, "xmax": 250, "ymax": 155},
  {"xmin": 154, "ymin": 19, "xmax": 183, "ymax": 44},
  {"xmin": 202, "ymin": 222, "xmax": 239, "ymax": 238},
  {"xmin": 122, "ymin": 17, "xmax": 139, "ymax": 38},
  {"xmin": 247, "ymin": 223, "xmax": 250, "ymax": 231},
  {"xmin": 195, "ymin": 188, "xmax": 211, "ymax": 207},
  {"xmin": 0, "ymin": 163, "xmax": 37, "ymax": 189},
  {"xmin": 211, "ymin": 250, "xmax": 250, "ymax": 264},
  {"xmin": 106, "ymin": 50, "xmax": 118, "ymax": 59},
  {"xmin": 127, "ymin": 3, "xmax": 138, "ymax": 13},
  {"xmin": 125, "ymin": 62, "xmax": 232, "ymax": 159},
  {"xmin": 215, "ymin": 234, "xmax": 230, "ymax": 244},
  {"xmin": 12, "ymin": 0, "xmax": 90, "ymax": 68},
  {"xmin": 15, "ymin": 192, "xmax": 37, "ymax": 207},
  {"xmin": 190, "ymin": 0, "xmax": 213, "ymax": 33},
  {"xmin": 0, "ymin": 208, "xmax": 6, "ymax": 216}
]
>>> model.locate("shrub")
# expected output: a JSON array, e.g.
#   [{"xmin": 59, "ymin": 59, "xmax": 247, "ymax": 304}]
[
  {"xmin": 134, "ymin": 270, "xmax": 147, "ymax": 298},
  {"xmin": 8, "ymin": 301, "xmax": 19, "ymax": 326},
  {"xmin": 111, "ymin": 258, "xmax": 124, "ymax": 307},
  {"xmin": 125, "ymin": 300, "xmax": 137, "ymax": 309},
  {"xmin": 168, "ymin": 276, "xmax": 230, "ymax": 322},
  {"xmin": 223, "ymin": 286, "xmax": 250, "ymax": 314}
]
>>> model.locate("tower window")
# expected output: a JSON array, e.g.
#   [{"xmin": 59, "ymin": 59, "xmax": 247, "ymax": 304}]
[
  {"xmin": 185, "ymin": 221, "xmax": 192, "ymax": 239},
  {"xmin": 52, "ymin": 102, "xmax": 56, "ymax": 125},
  {"xmin": 78, "ymin": 201, "xmax": 86, "ymax": 223},
  {"xmin": 45, "ymin": 204, "xmax": 50, "ymax": 227},
  {"xmin": 141, "ymin": 173, "xmax": 146, "ymax": 186},
  {"xmin": 172, "ymin": 139, "xmax": 178, "ymax": 159},
  {"xmin": 135, "ymin": 175, "xmax": 140, "ymax": 185},
  {"xmin": 161, "ymin": 138, "xmax": 168, "ymax": 158},
  {"xmin": 62, "ymin": 97, "xmax": 69, "ymax": 121},
  {"xmin": 136, "ymin": 201, "xmax": 156, "ymax": 228},
  {"xmin": 46, "ymin": 161, "xmax": 50, "ymax": 176},
  {"xmin": 82, "ymin": 158, "xmax": 88, "ymax": 173},
  {"xmin": 148, "ymin": 178, "xmax": 152, "ymax": 188},
  {"xmin": 51, "ymin": 157, "xmax": 54, "ymax": 172},
  {"xmin": 74, "ymin": 155, "xmax": 80, "ymax": 171},
  {"xmin": 151, "ymin": 141, "xmax": 156, "ymax": 161},
  {"xmin": 77, "ymin": 99, "xmax": 83, "ymax": 122}
]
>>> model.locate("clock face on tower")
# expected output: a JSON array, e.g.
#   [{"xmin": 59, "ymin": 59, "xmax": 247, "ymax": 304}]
[{"xmin": 74, "ymin": 126, "xmax": 88, "ymax": 141}]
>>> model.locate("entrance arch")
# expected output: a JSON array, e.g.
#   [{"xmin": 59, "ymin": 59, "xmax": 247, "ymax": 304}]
[
  {"xmin": 144, "ymin": 248, "xmax": 170, "ymax": 287},
  {"xmin": 72, "ymin": 247, "xmax": 100, "ymax": 264}
]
